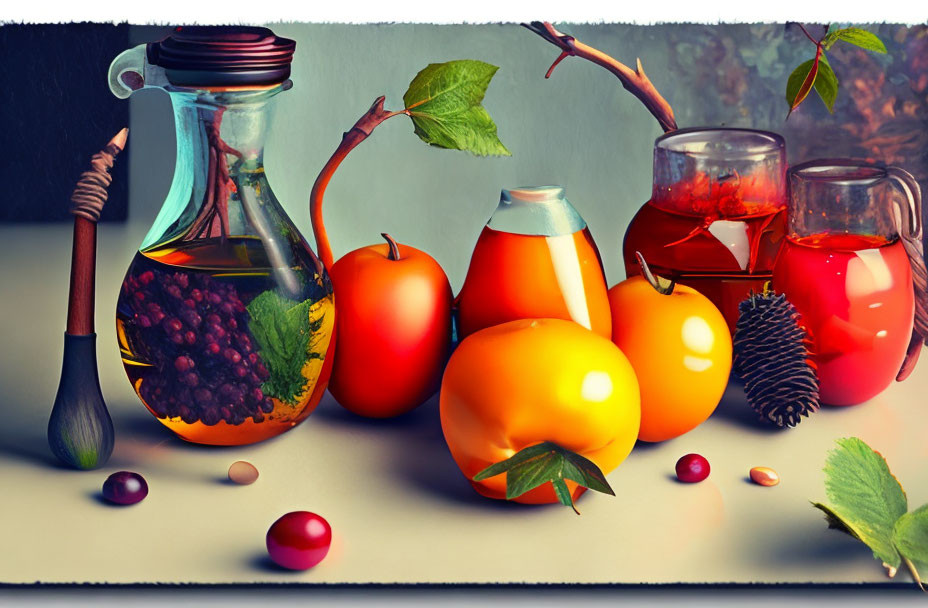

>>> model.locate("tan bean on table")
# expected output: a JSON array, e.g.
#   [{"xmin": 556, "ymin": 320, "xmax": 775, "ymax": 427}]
[
  {"xmin": 228, "ymin": 460, "xmax": 259, "ymax": 485},
  {"xmin": 750, "ymin": 466, "xmax": 779, "ymax": 487}
]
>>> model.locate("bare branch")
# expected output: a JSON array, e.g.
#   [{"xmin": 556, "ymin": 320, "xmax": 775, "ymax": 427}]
[{"xmin": 522, "ymin": 21, "xmax": 678, "ymax": 132}]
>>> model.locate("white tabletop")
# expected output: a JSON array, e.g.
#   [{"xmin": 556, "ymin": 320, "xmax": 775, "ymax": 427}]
[{"xmin": 1, "ymin": 224, "xmax": 926, "ymax": 585}]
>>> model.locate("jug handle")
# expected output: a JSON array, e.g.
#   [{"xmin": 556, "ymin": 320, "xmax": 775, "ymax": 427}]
[
  {"xmin": 887, "ymin": 167, "xmax": 927, "ymax": 381},
  {"xmin": 108, "ymin": 44, "xmax": 148, "ymax": 99}
]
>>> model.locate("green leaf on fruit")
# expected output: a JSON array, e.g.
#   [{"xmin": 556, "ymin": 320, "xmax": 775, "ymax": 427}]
[
  {"xmin": 403, "ymin": 59, "xmax": 511, "ymax": 157},
  {"xmin": 246, "ymin": 290, "xmax": 324, "ymax": 405},
  {"xmin": 473, "ymin": 441, "xmax": 614, "ymax": 514},
  {"xmin": 831, "ymin": 27, "xmax": 887, "ymax": 54}
]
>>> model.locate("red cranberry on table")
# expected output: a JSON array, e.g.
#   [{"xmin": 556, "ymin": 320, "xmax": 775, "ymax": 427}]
[
  {"xmin": 675, "ymin": 453, "xmax": 710, "ymax": 483},
  {"xmin": 266, "ymin": 511, "xmax": 332, "ymax": 570},
  {"xmin": 102, "ymin": 471, "xmax": 149, "ymax": 505}
]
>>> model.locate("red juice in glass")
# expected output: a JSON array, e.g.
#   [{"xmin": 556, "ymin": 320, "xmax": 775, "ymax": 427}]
[
  {"xmin": 773, "ymin": 234, "xmax": 913, "ymax": 406},
  {"xmin": 772, "ymin": 160, "xmax": 923, "ymax": 406},
  {"xmin": 623, "ymin": 128, "xmax": 787, "ymax": 332}
]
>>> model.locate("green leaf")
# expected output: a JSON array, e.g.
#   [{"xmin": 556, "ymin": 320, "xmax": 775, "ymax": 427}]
[
  {"xmin": 785, "ymin": 58, "xmax": 820, "ymax": 113},
  {"xmin": 246, "ymin": 290, "xmax": 321, "ymax": 404},
  {"xmin": 812, "ymin": 437, "xmax": 908, "ymax": 568},
  {"xmin": 822, "ymin": 31, "xmax": 841, "ymax": 51},
  {"xmin": 814, "ymin": 53, "xmax": 839, "ymax": 113},
  {"xmin": 473, "ymin": 441, "xmax": 615, "ymax": 514},
  {"xmin": 403, "ymin": 59, "xmax": 511, "ymax": 157},
  {"xmin": 894, "ymin": 505, "xmax": 928, "ymax": 588},
  {"xmin": 833, "ymin": 28, "xmax": 888, "ymax": 54}
]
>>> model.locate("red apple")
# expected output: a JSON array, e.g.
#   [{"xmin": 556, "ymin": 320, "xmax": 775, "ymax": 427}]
[{"xmin": 328, "ymin": 234, "xmax": 452, "ymax": 418}]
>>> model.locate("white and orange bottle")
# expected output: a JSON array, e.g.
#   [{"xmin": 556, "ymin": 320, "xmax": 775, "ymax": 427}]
[{"xmin": 456, "ymin": 186, "xmax": 612, "ymax": 340}]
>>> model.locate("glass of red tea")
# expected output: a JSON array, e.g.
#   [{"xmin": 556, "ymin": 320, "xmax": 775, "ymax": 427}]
[
  {"xmin": 623, "ymin": 128, "xmax": 788, "ymax": 332},
  {"xmin": 772, "ymin": 160, "xmax": 922, "ymax": 406}
]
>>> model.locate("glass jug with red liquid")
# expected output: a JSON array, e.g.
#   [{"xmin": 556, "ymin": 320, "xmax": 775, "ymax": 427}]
[
  {"xmin": 772, "ymin": 160, "xmax": 923, "ymax": 406},
  {"xmin": 456, "ymin": 186, "xmax": 612, "ymax": 340},
  {"xmin": 109, "ymin": 27, "xmax": 335, "ymax": 445},
  {"xmin": 623, "ymin": 128, "xmax": 787, "ymax": 331}
]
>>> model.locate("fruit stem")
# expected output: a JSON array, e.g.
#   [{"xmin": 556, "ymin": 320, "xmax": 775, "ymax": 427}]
[
  {"xmin": 635, "ymin": 251, "xmax": 675, "ymax": 295},
  {"xmin": 381, "ymin": 233, "xmax": 401, "ymax": 261},
  {"xmin": 309, "ymin": 96, "xmax": 404, "ymax": 270}
]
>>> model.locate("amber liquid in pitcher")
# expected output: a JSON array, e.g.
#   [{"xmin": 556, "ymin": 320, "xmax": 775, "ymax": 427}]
[{"xmin": 116, "ymin": 237, "xmax": 335, "ymax": 445}]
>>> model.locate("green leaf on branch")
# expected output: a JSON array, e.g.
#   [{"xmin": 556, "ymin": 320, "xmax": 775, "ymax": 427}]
[
  {"xmin": 811, "ymin": 437, "xmax": 908, "ymax": 569},
  {"xmin": 786, "ymin": 53, "xmax": 839, "ymax": 114},
  {"xmin": 786, "ymin": 57, "xmax": 820, "ymax": 114},
  {"xmin": 893, "ymin": 505, "xmax": 928, "ymax": 590},
  {"xmin": 473, "ymin": 441, "xmax": 614, "ymax": 514},
  {"xmin": 403, "ymin": 59, "xmax": 511, "ymax": 157},
  {"xmin": 832, "ymin": 27, "xmax": 887, "ymax": 53},
  {"xmin": 814, "ymin": 53, "xmax": 839, "ymax": 113}
]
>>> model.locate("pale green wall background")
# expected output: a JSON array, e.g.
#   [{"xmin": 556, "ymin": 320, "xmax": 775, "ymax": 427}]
[
  {"xmin": 126, "ymin": 23, "xmax": 926, "ymax": 291},
  {"xmin": 127, "ymin": 24, "xmax": 668, "ymax": 290}
]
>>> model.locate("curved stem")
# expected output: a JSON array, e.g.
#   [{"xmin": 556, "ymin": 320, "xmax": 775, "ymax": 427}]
[
  {"xmin": 792, "ymin": 22, "xmax": 820, "ymax": 45},
  {"xmin": 522, "ymin": 21, "xmax": 677, "ymax": 133},
  {"xmin": 310, "ymin": 96, "xmax": 400, "ymax": 270},
  {"xmin": 381, "ymin": 233, "xmax": 401, "ymax": 261},
  {"xmin": 635, "ymin": 251, "xmax": 675, "ymax": 295}
]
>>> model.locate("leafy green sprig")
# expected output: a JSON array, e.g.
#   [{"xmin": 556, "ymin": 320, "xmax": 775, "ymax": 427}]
[
  {"xmin": 309, "ymin": 59, "xmax": 509, "ymax": 270},
  {"xmin": 785, "ymin": 23, "xmax": 887, "ymax": 116},
  {"xmin": 813, "ymin": 437, "xmax": 928, "ymax": 591}
]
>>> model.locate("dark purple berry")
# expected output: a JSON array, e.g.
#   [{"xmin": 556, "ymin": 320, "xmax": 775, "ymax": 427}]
[
  {"xmin": 202, "ymin": 408, "xmax": 220, "ymax": 426},
  {"xmin": 174, "ymin": 356, "xmax": 192, "ymax": 372},
  {"xmin": 102, "ymin": 471, "xmax": 148, "ymax": 505}
]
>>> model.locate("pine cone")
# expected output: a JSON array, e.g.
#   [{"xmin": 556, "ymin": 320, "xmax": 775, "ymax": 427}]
[{"xmin": 733, "ymin": 291, "xmax": 820, "ymax": 428}]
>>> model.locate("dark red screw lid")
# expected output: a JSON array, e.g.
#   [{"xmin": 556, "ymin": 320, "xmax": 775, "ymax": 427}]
[{"xmin": 147, "ymin": 26, "xmax": 296, "ymax": 88}]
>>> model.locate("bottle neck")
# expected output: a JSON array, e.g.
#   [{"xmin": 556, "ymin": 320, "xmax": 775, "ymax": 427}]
[
  {"xmin": 141, "ymin": 87, "xmax": 283, "ymax": 250},
  {"xmin": 171, "ymin": 88, "xmax": 278, "ymax": 174}
]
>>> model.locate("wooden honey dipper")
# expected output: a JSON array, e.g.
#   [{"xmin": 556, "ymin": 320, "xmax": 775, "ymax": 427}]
[{"xmin": 48, "ymin": 128, "xmax": 127, "ymax": 470}]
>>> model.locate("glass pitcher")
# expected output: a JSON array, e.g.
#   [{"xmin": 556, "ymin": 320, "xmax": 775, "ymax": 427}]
[
  {"xmin": 455, "ymin": 186, "xmax": 612, "ymax": 340},
  {"xmin": 110, "ymin": 27, "xmax": 335, "ymax": 445},
  {"xmin": 772, "ymin": 160, "xmax": 924, "ymax": 406},
  {"xmin": 623, "ymin": 128, "xmax": 787, "ymax": 332}
]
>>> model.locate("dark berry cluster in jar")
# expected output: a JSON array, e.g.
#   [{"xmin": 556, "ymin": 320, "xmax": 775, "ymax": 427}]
[{"xmin": 120, "ymin": 269, "xmax": 275, "ymax": 426}]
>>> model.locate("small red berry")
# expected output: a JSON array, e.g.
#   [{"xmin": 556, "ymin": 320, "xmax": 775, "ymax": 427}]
[
  {"xmin": 675, "ymin": 453, "xmax": 710, "ymax": 483},
  {"xmin": 266, "ymin": 511, "xmax": 332, "ymax": 570}
]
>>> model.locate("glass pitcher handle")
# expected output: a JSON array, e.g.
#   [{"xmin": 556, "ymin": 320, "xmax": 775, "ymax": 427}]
[
  {"xmin": 108, "ymin": 44, "xmax": 170, "ymax": 99},
  {"xmin": 887, "ymin": 167, "xmax": 927, "ymax": 381}
]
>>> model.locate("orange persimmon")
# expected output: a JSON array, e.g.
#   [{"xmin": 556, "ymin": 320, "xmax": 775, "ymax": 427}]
[
  {"xmin": 608, "ymin": 255, "xmax": 732, "ymax": 442},
  {"xmin": 440, "ymin": 318, "xmax": 640, "ymax": 506}
]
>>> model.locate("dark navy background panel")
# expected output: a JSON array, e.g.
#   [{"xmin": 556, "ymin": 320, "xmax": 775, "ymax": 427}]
[{"xmin": 0, "ymin": 23, "xmax": 130, "ymax": 222}]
